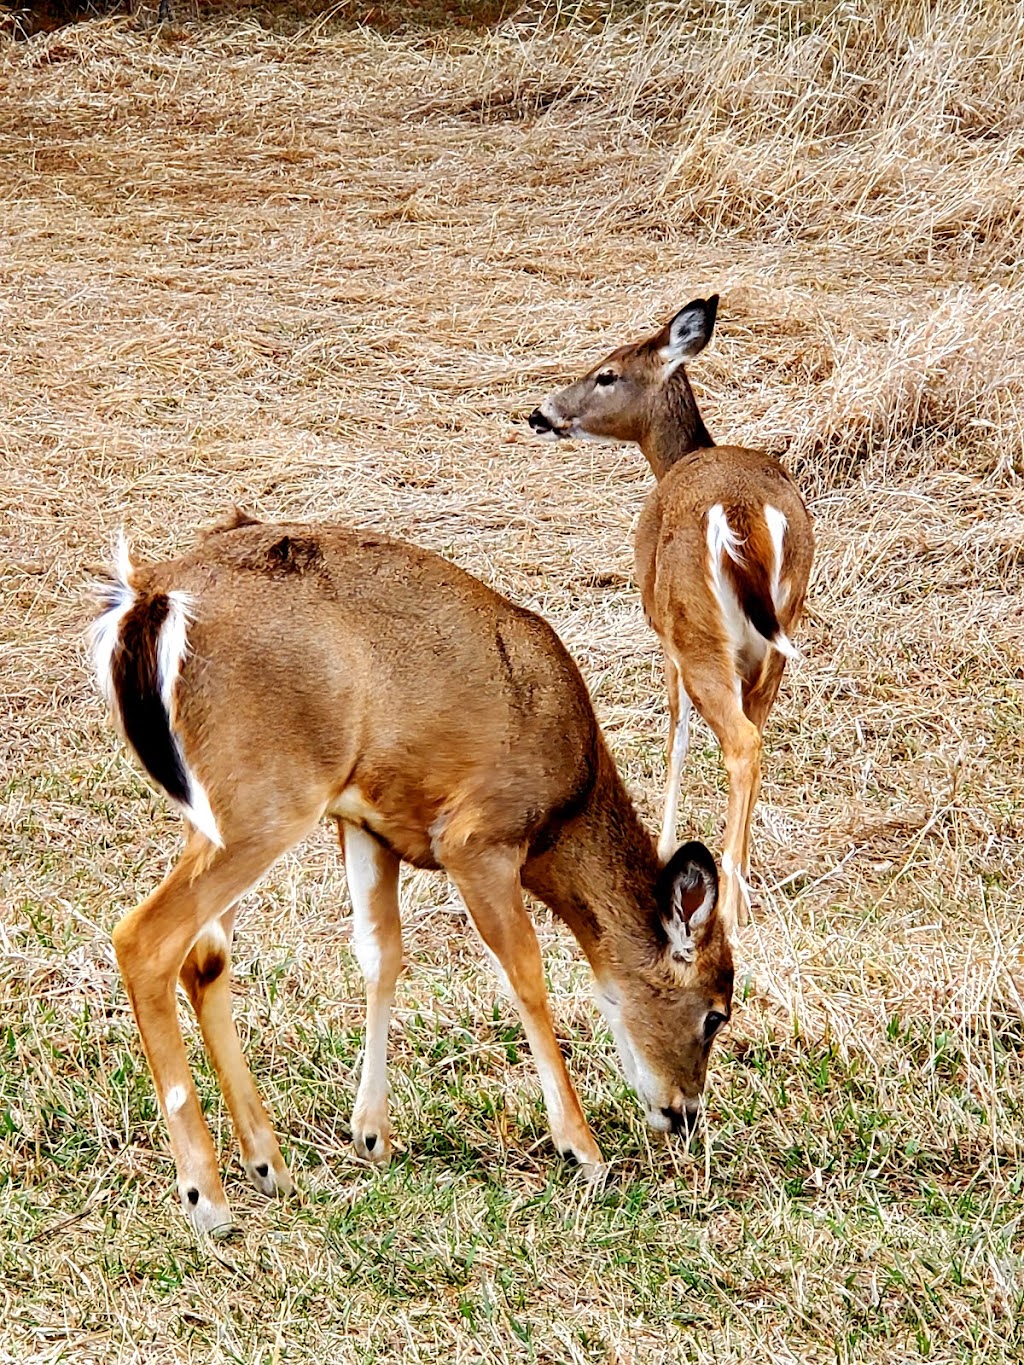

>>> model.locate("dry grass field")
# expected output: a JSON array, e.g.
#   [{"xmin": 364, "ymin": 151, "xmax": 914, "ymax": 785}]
[{"xmin": 2, "ymin": 1, "xmax": 1023, "ymax": 1360}]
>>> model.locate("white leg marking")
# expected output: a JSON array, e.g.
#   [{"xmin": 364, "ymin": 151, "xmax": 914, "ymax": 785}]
[
  {"xmin": 658, "ymin": 677, "xmax": 692, "ymax": 863},
  {"xmin": 189, "ymin": 917, "xmax": 229, "ymax": 958},
  {"xmin": 532, "ymin": 1053, "xmax": 567, "ymax": 1133},
  {"xmin": 721, "ymin": 850, "xmax": 752, "ymax": 922},
  {"xmin": 345, "ymin": 826, "xmax": 384, "ymax": 980},
  {"xmin": 482, "ymin": 943, "xmax": 512, "ymax": 996},
  {"xmin": 165, "ymin": 1085, "xmax": 187, "ymax": 1116},
  {"xmin": 737, "ymin": 866, "xmax": 752, "ymax": 910},
  {"xmin": 344, "ymin": 825, "xmax": 398, "ymax": 1156}
]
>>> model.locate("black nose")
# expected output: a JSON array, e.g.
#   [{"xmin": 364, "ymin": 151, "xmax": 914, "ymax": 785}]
[
  {"xmin": 662, "ymin": 1105, "xmax": 699, "ymax": 1136},
  {"xmin": 528, "ymin": 408, "xmax": 552, "ymax": 433}
]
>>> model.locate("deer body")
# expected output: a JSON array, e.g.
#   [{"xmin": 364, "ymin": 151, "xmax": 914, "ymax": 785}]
[
  {"xmin": 529, "ymin": 298, "xmax": 814, "ymax": 933},
  {"xmin": 92, "ymin": 513, "xmax": 732, "ymax": 1233}
]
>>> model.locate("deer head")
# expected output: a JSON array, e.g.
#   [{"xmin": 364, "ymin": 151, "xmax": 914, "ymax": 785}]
[
  {"xmin": 528, "ymin": 297, "xmax": 718, "ymax": 463},
  {"xmin": 594, "ymin": 840, "xmax": 733, "ymax": 1134}
]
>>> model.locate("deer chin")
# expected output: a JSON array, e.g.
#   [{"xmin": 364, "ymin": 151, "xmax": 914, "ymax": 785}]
[
  {"xmin": 570, "ymin": 423, "xmax": 632, "ymax": 446},
  {"xmin": 595, "ymin": 986, "xmax": 665, "ymax": 1115}
]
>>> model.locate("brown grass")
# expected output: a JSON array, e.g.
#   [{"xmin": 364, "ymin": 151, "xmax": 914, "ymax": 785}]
[{"xmin": 2, "ymin": 2, "xmax": 1023, "ymax": 1361}]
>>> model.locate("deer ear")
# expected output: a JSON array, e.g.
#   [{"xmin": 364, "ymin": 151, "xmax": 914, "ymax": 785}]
[
  {"xmin": 656, "ymin": 841, "xmax": 719, "ymax": 964},
  {"xmin": 660, "ymin": 296, "xmax": 719, "ymax": 366}
]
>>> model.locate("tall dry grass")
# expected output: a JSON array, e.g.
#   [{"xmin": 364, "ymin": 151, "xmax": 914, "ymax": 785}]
[{"xmin": 1, "ymin": 2, "xmax": 1022, "ymax": 1361}]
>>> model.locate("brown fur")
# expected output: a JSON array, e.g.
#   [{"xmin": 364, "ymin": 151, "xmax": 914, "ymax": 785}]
[
  {"xmin": 96, "ymin": 518, "xmax": 733, "ymax": 1231},
  {"xmin": 531, "ymin": 300, "xmax": 815, "ymax": 931}
]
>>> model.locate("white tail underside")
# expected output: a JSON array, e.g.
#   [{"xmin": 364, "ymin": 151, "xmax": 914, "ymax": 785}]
[
  {"xmin": 706, "ymin": 503, "xmax": 798, "ymax": 661},
  {"xmin": 89, "ymin": 535, "xmax": 223, "ymax": 846}
]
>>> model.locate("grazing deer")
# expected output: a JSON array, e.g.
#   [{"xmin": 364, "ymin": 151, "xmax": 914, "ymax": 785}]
[
  {"xmin": 528, "ymin": 298, "xmax": 814, "ymax": 934},
  {"xmin": 91, "ymin": 513, "xmax": 733, "ymax": 1233}
]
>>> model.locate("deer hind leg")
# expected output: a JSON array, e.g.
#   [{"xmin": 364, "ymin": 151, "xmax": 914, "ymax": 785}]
[
  {"xmin": 444, "ymin": 842, "xmax": 604, "ymax": 1171},
  {"xmin": 112, "ymin": 827, "xmax": 307, "ymax": 1234},
  {"xmin": 657, "ymin": 653, "xmax": 693, "ymax": 863},
  {"xmin": 178, "ymin": 906, "xmax": 292, "ymax": 1201},
  {"xmin": 340, "ymin": 823, "xmax": 402, "ymax": 1167},
  {"xmin": 739, "ymin": 651, "xmax": 787, "ymax": 882},
  {"xmin": 681, "ymin": 660, "xmax": 761, "ymax": 934}
]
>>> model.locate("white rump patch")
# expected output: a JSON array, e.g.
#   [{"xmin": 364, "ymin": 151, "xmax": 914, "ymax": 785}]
[
  {"xmin": 153, "ymin": 592, "xmax": 222, "ymax": 846},
  {"xmin": 763, "ymin": 505, "xmax": 788, "ymax": 607},
  {"xmin": 157, "ymin": 590, "xmax": 194, "ymax": 711},
  {"xmin": 770, "ymin": 630, "xmax": 798, "ymax": 660},
  {"xmin": 706, "ymin": 504, "xmax": 758, "ymax": 661},
  {"xmin": 151, "ymin": 592, "xmax": 221, "ymax": 845},
  {"xmin": 707, "ymin": 504, "xmax": 798, "ymax": 661},
  {"xmin": 182, "ymin": 780, "xmax": 222, "ymax": 848},
  {"xmin": 763, "ymin": 505, "xmax": 799, "ymax": 659},
  {"xmin": 706, "ymin": 503, "xmax": 745, "ymax": 572}
]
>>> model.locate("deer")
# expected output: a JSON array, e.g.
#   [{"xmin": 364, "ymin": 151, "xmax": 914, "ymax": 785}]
[
  {"xmin": 528, "ymin": 297, "xmax": 814, "ymax": 935},
  {"xmin": 90, "ymin": 512, "xmax": 734, "ymax": 1234}
]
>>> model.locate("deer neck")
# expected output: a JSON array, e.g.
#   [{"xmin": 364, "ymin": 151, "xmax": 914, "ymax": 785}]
[
  {"xmin": 639, "ymin": 369, "xmax": 714, "ymax": 482},
  {"xmin": 522, "ymin": 745, "xmax": 661, "ymax": 981}
]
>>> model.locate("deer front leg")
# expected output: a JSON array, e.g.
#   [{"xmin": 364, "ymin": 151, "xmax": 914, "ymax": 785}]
[
  {"xmin": 447, "ymin": 844, "xmax": 604, "ymax": 1172},
  {"xmin": 341, "ymin": 823, "xmax": 403, "ymax": 1167},
  {"xmin": 658, "ymin": 658, "xmax": 693, "ymax": 863}
]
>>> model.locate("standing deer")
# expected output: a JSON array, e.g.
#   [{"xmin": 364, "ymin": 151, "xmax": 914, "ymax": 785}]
[
  {"xmin": 528, "ymin": 298, "xmax": 814, "ymax": 934},
  {"xmin": 91, "ymin": 513, "xmax": 733, "ymax": 1233}
]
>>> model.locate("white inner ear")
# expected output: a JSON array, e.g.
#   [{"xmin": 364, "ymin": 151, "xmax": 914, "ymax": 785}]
[
  {"xmin": 664, "ymin": 912, "xmax": 697, "ymax": 965},
  {"xmin": 677, "ymin": 871, "xmax": 716, "ymax": 931},
  {"xmin": 663, "ymin": 310, "xmax": 707, "ymax": 363},
  {"xmin": 664, "ymin": 867, "xmax": 716, "ymax": 964}
]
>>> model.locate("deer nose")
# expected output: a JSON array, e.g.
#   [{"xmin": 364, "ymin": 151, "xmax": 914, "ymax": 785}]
[
  {"xmin": 528, "ymin": 407, "xmax": 553, "ymax": 433},
  {"xmin": 661, "ymin": 1104, "xmax": 699, "ymax": 1136}
]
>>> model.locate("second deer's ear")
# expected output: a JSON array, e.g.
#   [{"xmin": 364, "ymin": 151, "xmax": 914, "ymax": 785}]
[
  {"xmin": 660, "ymin": 296, "xmax": 719, "ymax": 367},
  {"xmin": 656, "ymin": 840, "xmax": 719, "ymax": 964}
]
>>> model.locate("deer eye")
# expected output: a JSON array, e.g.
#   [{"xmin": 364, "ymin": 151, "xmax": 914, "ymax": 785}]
[
  {"xmin": 704, "ymin": 1011, "xmax": 727, "ymax": 1041},
  {"xmin": 594, "ymin": 371, "xmax": 618, "ymax": 387}
]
